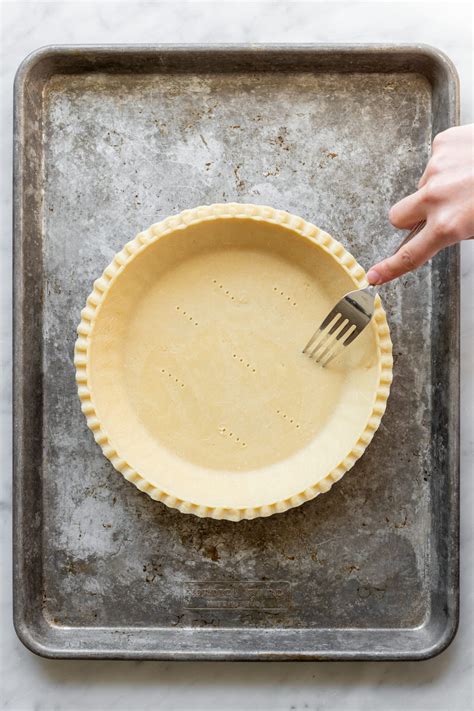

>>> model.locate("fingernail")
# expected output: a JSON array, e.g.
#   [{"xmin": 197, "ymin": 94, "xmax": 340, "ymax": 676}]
[{"xmin": 366, "ymin": 269, "xmax": 383, "ymax": 285}]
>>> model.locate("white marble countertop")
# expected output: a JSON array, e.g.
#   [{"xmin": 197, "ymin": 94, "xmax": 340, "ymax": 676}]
[{"xmin": 1, "ymin": 2, "xmax": 472, "ymax": 710}]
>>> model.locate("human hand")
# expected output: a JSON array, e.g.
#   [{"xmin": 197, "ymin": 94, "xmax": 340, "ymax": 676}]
[{"xmin": 367, "ymin": 124, "xmax": 474, "ymax": 285}]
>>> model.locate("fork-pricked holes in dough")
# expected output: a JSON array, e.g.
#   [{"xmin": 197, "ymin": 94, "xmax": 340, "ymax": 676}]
[
  {"xmin": 212, "ymin": 278, "xmax": 236, "ymax": 301},
  {"xmin": 160, "ymin": 367, "xmax": 185, "ymax": 389},
  {"xmin": 273, "ymin": 285, "xmax": 297, "ymax": 307},
  {"xmin": 218, "ymin": 425, "xmax": 247, "ymax": 448},
  {"xmin": 232, "ymin": 353, "xmax": 257, "ymax": 373},
  {"xmin": 175, "ymin": 305, "xmax": 199, "ymax": 327},
  {"xmin": 276, "ymin": 409, "xmax": 301, "ymax": 429},
  {"xmin": 212, "ymin": 279, "xmax": 249, "ymax": 304}
]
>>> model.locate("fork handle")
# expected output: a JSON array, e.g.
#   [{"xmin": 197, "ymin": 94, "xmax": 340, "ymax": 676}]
[{"xmin": 391, "ymin": 219, "xmax": 426, "ymax": 256}]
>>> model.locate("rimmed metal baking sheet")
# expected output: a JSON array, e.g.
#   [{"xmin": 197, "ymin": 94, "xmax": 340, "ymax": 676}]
[{"xmin": 13, "ymin": 44, "xmax": 459, "ymax": 660}]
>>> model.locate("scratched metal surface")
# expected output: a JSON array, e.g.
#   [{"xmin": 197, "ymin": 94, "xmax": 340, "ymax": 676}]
[{"xmin": 13, "ymin": 46, "xmax": 459, "ymax": 659}]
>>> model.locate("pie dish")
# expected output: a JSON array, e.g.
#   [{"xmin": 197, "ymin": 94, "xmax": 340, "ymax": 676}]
[{"xmin": 75, "ymin": 203, "xmax": 392, "ymax": 521}]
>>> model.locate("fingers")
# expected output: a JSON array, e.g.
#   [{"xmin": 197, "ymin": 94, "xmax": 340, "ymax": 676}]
[
  {"xmin": 389, "ymin": 188, "xmax": 427, "ymax": 229},
  {"xmin": 417, "ymin": 161, "xmax": 431, "ymax": 188},
  {"xmin": 366, "ymin": 225, "xmax": 439, "ymax": 285}
]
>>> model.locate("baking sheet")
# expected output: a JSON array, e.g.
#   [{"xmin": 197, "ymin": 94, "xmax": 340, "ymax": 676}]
[{"xmin": 13, "ymin": 44, "xmax": 459, "ymax": 659}]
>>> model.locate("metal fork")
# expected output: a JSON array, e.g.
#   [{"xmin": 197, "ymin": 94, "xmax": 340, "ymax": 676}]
[{"xmin": 303, "ymin": 220, "xmax": 426, "ymax": 366}]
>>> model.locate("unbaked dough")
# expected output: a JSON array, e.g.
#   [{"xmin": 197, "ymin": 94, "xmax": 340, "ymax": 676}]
[{"xmin": 75, "ymin": 204, "xmax": 392, "ymax": 520}]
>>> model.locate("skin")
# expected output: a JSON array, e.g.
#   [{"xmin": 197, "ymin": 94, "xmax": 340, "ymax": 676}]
[{"xmin": 367, "ymin": 124, "xmax": 474, "ymax": 285}]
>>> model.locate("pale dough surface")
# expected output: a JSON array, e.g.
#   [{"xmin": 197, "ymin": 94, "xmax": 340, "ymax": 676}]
[{"xmin": 89, "ymin": 218, "xmax": 380, "ymax": 507}]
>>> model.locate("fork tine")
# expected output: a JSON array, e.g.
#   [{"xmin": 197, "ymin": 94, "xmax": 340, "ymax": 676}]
[
  {"xmin": 319, "ymin": 324, "xmax": 358, "ymax": 367},
  {"xmin": 320, "ymin": 306, "xmax": 342, "ymax": 331},
  {"xmin": 309, "ymin": 316, "xmax": 348, "ymax": 360},
  {"xmin": 303, "ymin": 310, "xmax": 340, "ymax": 354},
  {"xmin": 304, "ymin": 284, "xmax": 378, "ymax": 367},
  {"xmin": 340, "ymin": 326, "xmax": 361, "ymax": 347},
  {"xmin": 314, "ymin": 318, "xmax": 351, "ymax": 363},
  {"xmin": 303, "ymin": 328, "xmax": 322, "ymax": 355},
  {"xmin": 320, "ymin": 343, "xmax": 344, "ymax": 368},
  {"xmin": 308, "ymin": 314, "xmax": 344, "ymax": 359}
]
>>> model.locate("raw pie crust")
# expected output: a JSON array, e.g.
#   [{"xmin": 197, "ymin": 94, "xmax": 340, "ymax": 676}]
[{"xmin": 75, "ymin": 204, "xmax": 392, "ymax": 521}]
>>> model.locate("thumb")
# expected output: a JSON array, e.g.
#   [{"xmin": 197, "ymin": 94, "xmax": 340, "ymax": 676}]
[{"xmin": 366, "ymin": 226, "xmax": 439, "ymax": 285}]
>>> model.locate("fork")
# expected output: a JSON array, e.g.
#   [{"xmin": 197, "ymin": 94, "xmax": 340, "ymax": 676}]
[{"xmin": 303, "ymin": 220, "xmax": 426, "ymax": 366}]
